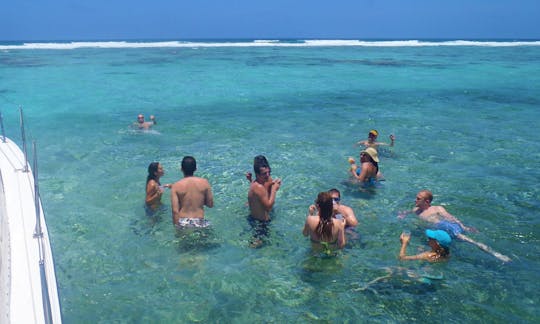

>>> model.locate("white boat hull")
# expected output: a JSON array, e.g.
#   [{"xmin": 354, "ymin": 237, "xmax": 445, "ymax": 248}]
[{"xmin": 0, "ymin": 137, "xmax": 62, "ymax": 323}]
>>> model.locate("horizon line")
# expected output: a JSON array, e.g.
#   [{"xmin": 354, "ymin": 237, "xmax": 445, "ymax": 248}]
[
  {"xmin": 2, "ymin": 37, "xmax": 540, "ymax": 42},
  {"xmin": 2, "ymin": 38, "xmax": 540, "ymax": 50}
]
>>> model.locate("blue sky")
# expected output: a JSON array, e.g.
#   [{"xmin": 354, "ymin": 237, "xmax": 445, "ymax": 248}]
[{"xmin": 1, "ymin": 0, "xmax": 539, "ymax": 41}]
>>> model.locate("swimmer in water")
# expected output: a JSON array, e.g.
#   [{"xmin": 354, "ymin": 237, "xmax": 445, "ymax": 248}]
[
  {"xmin": 308, "ymin": 188, "xmax": 358, "ymax": 228},
  {"xmin": 349, "ymin": 147, "xmax": 383, "ymax": 184},
  {"xmin": 399, "ymin": 190, "xmax": 511, "ymax": 263},
  {"xmin": 356, "ymin": 129, "xmax": 395, "ymax": 149},
  {"xmin": 170, "ymin": 156, "xmax": 214, "ymax": 229},
  {"xmin": 399, "ymin": 229, "xmax": 451, "ymax": 262},
  {"xmin": 245, "ymin": 155, "xmax": 275, "ymax": 196},
  {"xmin": 303, "ymin": 192, "xmax": 346, "ymax": 253},
  {"xmin": 145, "ymin": 162, "xmax": 171, "ymax": 212},
  {"xmin": 134, "ymin": 114, "xmax": 156, "ymax": 129}
]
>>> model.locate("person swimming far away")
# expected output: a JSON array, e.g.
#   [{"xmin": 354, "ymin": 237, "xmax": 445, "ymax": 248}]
[
  {"xmin": 134, "ymin": 114, "xmax": 156, "ymax": 129},
  {"xmin": 355, "ymin": 129, "xmax": 395, "ymax": 149}
]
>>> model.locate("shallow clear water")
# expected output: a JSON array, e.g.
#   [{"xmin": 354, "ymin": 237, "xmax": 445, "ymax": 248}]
[{"xmin": 1, "ymin": 42, "xmax": 539, "ymax": 322}]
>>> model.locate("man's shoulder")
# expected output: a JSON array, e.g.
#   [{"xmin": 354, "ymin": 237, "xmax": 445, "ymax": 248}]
[
  {"xmin": 249, "ymin": 180, "xmax": 263, "ymax": 189},
  {"xmin": 249, "ymin": 181, "xmax": 265, "ymax": 194},
  {"xmin": 420, "ymin": 206, "xmax": 443, "ymax": 215},
  {"xmin": 343, "ymin": 205, "xmax": 356, "ymax": 216},
  {"xmin": 194, "ymin": 176, "xmax": 211, "ymax": 186},
  {"xmin": 432, "ymin": 205, "xmax": 446, "ymax": 212},
  {"xmin": 170, "ymin": 180, "xmax": 182, "ymax": 190},
  {"xmin": 334, "ymin": 218, "xmax": 346, "ymax": 229},
  {"xmin": 180, "ymin": 176, "xmax": 209, "ymax": 185}
]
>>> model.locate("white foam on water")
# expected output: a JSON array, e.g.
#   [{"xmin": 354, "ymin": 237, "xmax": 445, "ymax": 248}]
[{"xmin": 1, "ymin": 39, "xmax": 539, "ymax": 50}]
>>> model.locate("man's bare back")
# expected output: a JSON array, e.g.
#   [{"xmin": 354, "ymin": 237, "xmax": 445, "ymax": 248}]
[
  {"xmin": 171, "ymin": 177, "xmax": 213, "ymax": 223},
  {"xmin": 170, "ymin": 156, "xmax": 213, "ymax": 226},
  {"xmin": 415, "ymin": 205, "xmax": 450, "ymax": 224}
]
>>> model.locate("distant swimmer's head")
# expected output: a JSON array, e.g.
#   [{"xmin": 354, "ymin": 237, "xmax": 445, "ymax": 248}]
[
  {"xmin": 368, "ymin": 129, "xmax": 378, "ymax": 138},
  {"xmin": 361, "ymin": 147, "xmax": 379, "ymax": 163},
  {"xmin": 181, "ymin": 156, "xmax": 197, "ymax": 176},
  {"xmin": 426, "ymin": 229, "xmax": 452, "ymax": 248},
  {"xmin": 137, "ymin": 114, "xmax": 145, "ymax": 124}
]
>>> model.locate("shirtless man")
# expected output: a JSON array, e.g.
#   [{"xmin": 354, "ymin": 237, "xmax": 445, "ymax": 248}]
[
  {"xmin": 405, "ymin": 189, "xmax": 511, "ymax": 262},
  {"xmin": 413, "ymin": 190, "xmax": 477, "ymax": 233},
  {"xmin": 170, "ymin": 156, "xmax": 214, "ymax": 229},
  {"xmin": 329, "ymin": 188, "xmax": 358, "ymax": 228},
  {"xmin": 248, "ymin": 162, "xmax": 281, "ymax": 221},
  {"xmin": 135, "ymin": 114, "xmax": 156, "ymax": 129},
  {"xmin": 245, "ymin": 155, "xmax": 274, "ymax": 195}
]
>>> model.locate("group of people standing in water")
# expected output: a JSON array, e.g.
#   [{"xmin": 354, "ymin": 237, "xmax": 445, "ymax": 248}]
[{"xmin": 143, "ymin": 122, "xmax": 511, "ymax": 263}]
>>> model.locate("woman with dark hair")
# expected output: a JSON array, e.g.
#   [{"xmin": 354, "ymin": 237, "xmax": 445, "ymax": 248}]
[
  {"xmin": 350, "ymin": 147, "xmax": 380, "ymax": 184},
  {"xmin": 303, "ymin": 192, "xmax": 346, "ymax": 252},
  {"xmin": 145, "ymin": 162, "xmax": 170, "ymax": 211}
]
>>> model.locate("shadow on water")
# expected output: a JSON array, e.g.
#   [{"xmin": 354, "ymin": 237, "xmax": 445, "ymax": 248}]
[
  {"xmin": 299, "ymin": 251, "xmax": 346, "ymax": 284},
  {"xmin": 130, "ymin": 204, "xmax": 168, "ymax": 236},
  {"xmin": 341, "ymin": 179, "xmax": 380, "ymax": 200},
  {"xmin": 174, "ymin": 227, "xmax": 222, "ymax": 253},
  {"xmin": 352, "ymin": 266, "xmax": 443, "ymax": 296}
]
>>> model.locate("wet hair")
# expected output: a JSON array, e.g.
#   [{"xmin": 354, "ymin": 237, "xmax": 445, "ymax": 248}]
[
  {"xmin": 328, "ymin": 188, "xmax": 340, "ymax": 197},
  {"xmin": 431, "ymin": 241, "xmax": 450, "ymax": 260},
  {"xmin": 181, "ymin": 156, "xmax": 196, "ymax": 176},
  {"xmin": 419, "ymin": 190, "xmax": 433, "ymax": 203},
  {"xmin": 438, "ymin": 246, "xmax": 450, "ymax": 258},
  {"xmin": 253, "ymin": 155, "xmax": 270, "ymax": 175},
  {"xmin": 315, "ymin": 192, "xmax": 334, "ymax": 241},
  {"xmin": 146, "ymin": 162, "xmax": 160, "ymax": 185}
]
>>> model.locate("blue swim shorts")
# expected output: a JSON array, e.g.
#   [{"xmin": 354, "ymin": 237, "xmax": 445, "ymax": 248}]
[{"xmin": 435, "ymin": 220, "xmax": 463, "ymax": 238}]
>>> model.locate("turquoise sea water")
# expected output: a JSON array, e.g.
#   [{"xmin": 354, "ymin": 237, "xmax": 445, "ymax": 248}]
[{"xmin": 1, "ymin": 40, "xmax": 539, "ymax": 322}]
